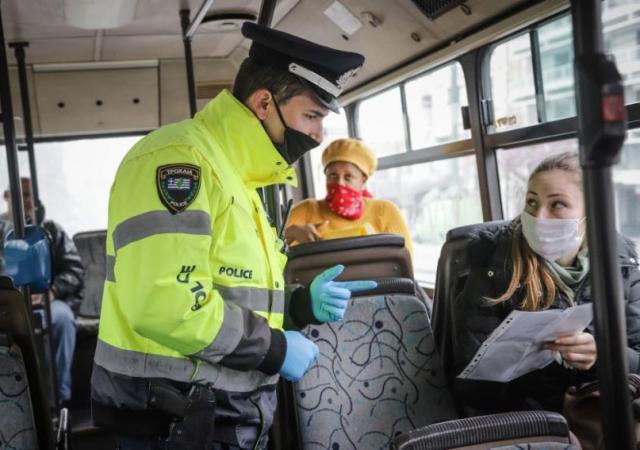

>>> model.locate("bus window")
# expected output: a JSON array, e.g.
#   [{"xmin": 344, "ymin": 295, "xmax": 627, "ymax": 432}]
[
  {"xmin": 496, "ymin": 139, "xmax": 578, "ymax": 220},
  {"xmin": 357, "ymin": 87, "xmax": 406, "ymax": 157},
  {"xmin": 308, "ymin": 109, "xmax": 349, "ymax": 198},
  {"xmin": 603, "ymin": 1, "xmax": 640, "ymax": 104},
  {"xmin": 404, "ymin": 62, "xmax": 469, "ymax": 149},
  {"xmin": 538, "ymin": 15, "xmax": 576, "ymax": 121},
  {"xmin": 27, "ymin": 136, "xmax": 140, "ymax": 235},
  {"xmin": 489, "ymin": 4, "xmax": 640, "ymax": 132},
  {"xmin": 489, "ymin": 33, "xmax": 537, "ymax": 132},
  {"xmin": 368, "ymin": 155, "xmax": 482, "ymax": 284},
  {"xmin": 0, "ymin": 150, "xmax": 30, "ymax": 212},
  {"xmin": 496, "ymin": 131, "xmax": 640, "ymax": 249},
  {"xmin": 615, "ymin": 129, "xmax": 640, "ymax": 247}
]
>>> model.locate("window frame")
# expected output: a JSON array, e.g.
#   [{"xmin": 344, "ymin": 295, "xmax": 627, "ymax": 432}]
[{"xmin": 339, "ymin": 5, "xmax": 640, "ymax": 231}]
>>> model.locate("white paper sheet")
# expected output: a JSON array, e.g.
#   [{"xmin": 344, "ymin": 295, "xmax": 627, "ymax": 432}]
[{"xmin": 457, "ymin": 303, "xmax": 593, "ymax": 382}]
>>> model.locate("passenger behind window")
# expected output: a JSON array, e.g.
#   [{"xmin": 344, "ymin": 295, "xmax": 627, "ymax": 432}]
[
  {"xmin": 0, "ymin": 177, "xmax": 84, "ymax": 406},
  {"xmin": 451, "ymin": 152, "xmax": 640, "ymax": 415},
  {"xmin": 285, "ymin": 138, "xmax": 414, "ymax": 258}
]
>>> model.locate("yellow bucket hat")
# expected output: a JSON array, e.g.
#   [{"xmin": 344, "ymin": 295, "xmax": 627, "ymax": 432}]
[{"xmin": 321, "ymin": 138, "xmax": 377, "ymax": 177}]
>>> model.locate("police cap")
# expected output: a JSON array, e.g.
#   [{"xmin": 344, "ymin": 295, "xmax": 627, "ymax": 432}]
[{"xmin": 241, "ymin": 22, "xmax": 365, "ymax": 112}]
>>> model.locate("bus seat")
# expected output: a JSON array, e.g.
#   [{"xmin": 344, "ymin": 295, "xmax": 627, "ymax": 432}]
[
  {"xmin": 284, "ymin": 280, "xmax": 459, "ymax": 449},
  {"xmin": 0, "ymin": 337, "xmax": 38, "ymax": 449},
  {"xmin": 70, "ymin": 230, "xmax": 106, "ymax": 426},
  {"xmin": 0, "ymin": 275, "xmax": 67, "ymax": 449},
  {"xmin": 73, "ymin": 230, "xmax": 107, "ymax": 320},
  {"xmin": 391, "ymin": 410, "xmax": 578, "ymax": 449},
  {"xmin": 285, "ymin": 234, "xmax": 414, "ymax": 285},
  {"xmin": 431, "ymin": 220, "xmax": 509, "ymax": 385}
]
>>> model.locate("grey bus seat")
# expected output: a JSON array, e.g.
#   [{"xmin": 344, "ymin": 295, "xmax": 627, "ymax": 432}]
[
  {"xmin": 294, "ymin": 284, "xmax": 458, "ymax": 449},
  {"xmin": 279, "ymin": 226, "xmax": 580, "ymax": 450},
  {"xmin": 0, "ymin": 276, "xmax": 61, "ymax": 449},
  {"xmin": 285, "ymin": 234, "xmax": 414, "ymax": 285},
  {"xmin": 391, "ymin": 410, "xmax": 578, "ymax": 450},
  {"xmin": 276, "ymin": 235, "xmax": 457, "ymax": 449},
  {"xmin": 0, "ymin": 337, "xmax": 38, "ymax": 449},
  {"xmin": 70, "ymin": 231, "xmax": 106, "ymax": 421},
  {"xmin": 431, "ymin": 220, "xmax": 509, "ymax": 385},
  {"xmin": 73, "ymin": 230, "xmax": 107, "ymax": 321}
]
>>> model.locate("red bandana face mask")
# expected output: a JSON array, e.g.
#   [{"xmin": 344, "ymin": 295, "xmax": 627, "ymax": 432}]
[{"xmin": 325, "ymin": 183, "xmax": 371, "ymax": 220}]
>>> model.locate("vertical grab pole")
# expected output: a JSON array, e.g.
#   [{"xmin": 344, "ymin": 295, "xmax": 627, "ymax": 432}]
[
  {"xmin": 0, "ymin": 4, "xmax": 26, "ymax": 240},
  {"xmin": 180, "ymin": 9, "xmax": 197, "ymax": 118},
  {"xmin": 9, "ymin": 41, "xmax": 60, "ymax": 410},
  {"xmin": 9, "ymin": 42, "xmax": 44, "ymax": 225},
  {"xmin": 257, "ymin": 0, "xmax": 277, "ymax": 26},
  {"xmin": 258, "ymin": 0, "xmax": 284, "ymax": 230},
  {"xmin": 571, "ymin": 1, "xmax": 636, "ymax": 448}
]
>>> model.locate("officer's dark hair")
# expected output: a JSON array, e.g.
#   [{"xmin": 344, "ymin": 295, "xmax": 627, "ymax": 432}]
[{"xmin": 233, "ymin": 58, "xmax": 315, "ymax": 105}]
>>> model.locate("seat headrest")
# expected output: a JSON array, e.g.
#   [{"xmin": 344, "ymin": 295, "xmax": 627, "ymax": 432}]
[
  {"xmin": 353, "ymin": 277, "xmax": 415, "ymax": 298},
  {"xmin": 285, "ymin": 234, "xmax": 412, "ymax": 285},
  {"xmin": 287, "ymin": 234, "xmax": 405, "ymax": 259},
  {"xmin": 445, "ymin": 220, "xmax": 510, "ymax": 242}
]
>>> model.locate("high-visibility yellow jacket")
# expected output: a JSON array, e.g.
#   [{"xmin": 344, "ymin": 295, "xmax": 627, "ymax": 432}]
[{"xmin": 93, "ymin": 90, "xmax": 297, "ymax": 403}]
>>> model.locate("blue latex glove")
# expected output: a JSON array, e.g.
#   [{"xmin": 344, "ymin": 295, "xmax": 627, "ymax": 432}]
[
  {"xmin": 310, "ymin": 265, "xmax": 378, "ymax": 322},
  {"xmin": 279, "ymin": 331, "xmax": 319, "ymax": 382}
]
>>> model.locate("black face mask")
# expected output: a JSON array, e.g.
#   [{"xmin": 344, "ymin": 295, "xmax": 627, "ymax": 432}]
[{"xmin": 272, "ymin": 100, "xmax": 320, "ymax": 165}]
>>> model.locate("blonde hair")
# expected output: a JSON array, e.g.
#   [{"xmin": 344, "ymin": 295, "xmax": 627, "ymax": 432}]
[{"xmin": 490, "ymin": 152, "xmax": 582, "ymax": 311}]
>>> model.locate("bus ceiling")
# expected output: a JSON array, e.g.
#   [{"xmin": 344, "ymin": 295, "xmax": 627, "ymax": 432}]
[{"xmin": 0, "ymin": 0, "xmax": 559, "ymax": 138}]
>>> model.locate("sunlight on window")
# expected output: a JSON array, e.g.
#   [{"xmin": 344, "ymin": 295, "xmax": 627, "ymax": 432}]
[
  {"xmin": 0, "ymin": 150, "xmax": 31, "ymax": 213},
  {"xmin": 497, "ymin": 132, "xmax": 640, "ymax": 249},
  {"xmin": 357, "ymin": 87, "xmax": 407, "ymax": 158},
  {"xmin": 368, "ymin": 156, "xmax": 483, "ymax": 284},
  {"xmin": 405, "ymin": 62, "xmax": 470, "ymax": 149},
  {"xmin": 308, "ymin": 110, "xmax": 349, "ymax": 199},
  {"xmin": 1, "ymin": 136, "xmax": 141, "ymax": 236},
  {"xmin": 603, "ymin": 0, "xmax": 640, "ymax": 104},
  {"xmin": 489, "ymin": 33, "xmax": 537, "ymax": 132}
]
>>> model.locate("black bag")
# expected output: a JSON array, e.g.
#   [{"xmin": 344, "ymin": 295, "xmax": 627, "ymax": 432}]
[{"xmin": 563, "ymin": 374, "xmax": 640, "ymax": 450}]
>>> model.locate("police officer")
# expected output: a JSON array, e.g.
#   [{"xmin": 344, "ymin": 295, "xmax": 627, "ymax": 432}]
[{"xmin": 91, "ymin": 23, "xmax": 375, "ymax": 450}]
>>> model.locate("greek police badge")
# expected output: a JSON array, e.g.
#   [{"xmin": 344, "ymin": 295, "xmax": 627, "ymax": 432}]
[{"xmin": 156, "ymin": 164, "xmax": 201, "ymax": 214}]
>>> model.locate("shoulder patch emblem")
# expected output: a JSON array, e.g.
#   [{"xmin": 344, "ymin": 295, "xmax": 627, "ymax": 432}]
[{"xmin": 156, "ymin": 164, "xmax": 201, "ymax": 214}]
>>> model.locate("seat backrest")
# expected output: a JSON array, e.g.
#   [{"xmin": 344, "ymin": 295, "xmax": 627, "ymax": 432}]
[
  {"xmin": 73, "ymin": 230, "xmax": 107, "ymax": 318},
  {"xmin": 431, "ymin": 220, "xmax": 509, "ymax": 384},
  {"xmin": 0, "ymin": 276, "xmax": 55, "ymax": 449},
  {"xmin": 285, "ymin": 234, "xmax": 413, "ymax": 285},
  {"xmin": 0, "ymin": 340, "xmax": 38, "ymax": 450},
  {"xmin": 294, "ymin": 286, "xmax": 459, "ymax": 449}
]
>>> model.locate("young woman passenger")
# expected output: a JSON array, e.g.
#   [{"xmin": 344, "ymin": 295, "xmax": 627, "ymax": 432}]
[{"xmin": 451, "ymin": 152, "xmax": 640, "ymax": 415}]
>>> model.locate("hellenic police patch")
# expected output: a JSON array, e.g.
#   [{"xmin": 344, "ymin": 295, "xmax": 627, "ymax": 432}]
[{"xmin": 156, "ymin": 164, "xmax": 201, "ymax": 214}]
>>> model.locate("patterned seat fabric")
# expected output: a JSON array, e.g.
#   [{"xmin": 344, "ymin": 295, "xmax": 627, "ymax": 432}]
[
  {"xmin": 0, "ymin": 343, "xmax": 37, "ymax": 450},
  {"xmin": 295, "ymin": 293, "xmax": 458, "ymax": 450},
  {"xmin": 73, "ymin": 230, "xmax": 107, "ymax": 319}
]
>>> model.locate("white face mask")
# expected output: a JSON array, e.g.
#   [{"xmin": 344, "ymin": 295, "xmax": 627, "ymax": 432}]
[{"xmin": 520, "ymin": 211, "xmax": 585, "ymax": 262}]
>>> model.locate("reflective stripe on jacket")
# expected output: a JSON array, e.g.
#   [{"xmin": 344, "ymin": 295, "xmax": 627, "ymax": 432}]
[{"xmin": 93, "ymin": 90, "xmax": 297, "ymax": 400}]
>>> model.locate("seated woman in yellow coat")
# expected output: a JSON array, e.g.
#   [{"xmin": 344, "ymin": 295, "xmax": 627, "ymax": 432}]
[{"xmin": 285, "ymin": 138, "xmax": 414, "ymax": 258}]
